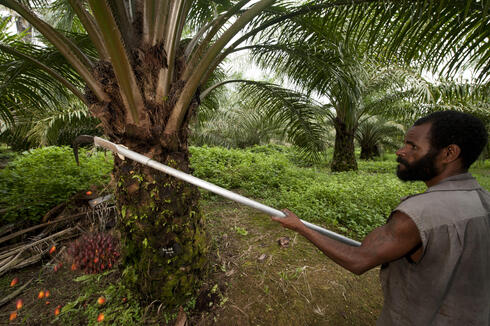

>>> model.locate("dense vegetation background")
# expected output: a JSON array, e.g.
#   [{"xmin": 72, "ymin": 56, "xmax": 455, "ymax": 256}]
[{"xmin": 2, "ymin": 145, "xmax": 488, "ymax": 237}]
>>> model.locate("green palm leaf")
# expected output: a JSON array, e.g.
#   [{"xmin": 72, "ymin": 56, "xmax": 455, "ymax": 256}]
[
  {"xmin": 237, "ymin": 80, "xmax": 327, "ymax": 157},
  {"xmin": 252, "ymin": 1, "xmax": 489, "ymax": 82},
  {"xmin": 355, "ymin": 115, "xmax": 405, "ymax": 159}
]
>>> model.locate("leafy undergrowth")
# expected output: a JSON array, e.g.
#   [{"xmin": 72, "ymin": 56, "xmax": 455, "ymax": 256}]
[
  {"xmin": 0, "ymin": 146, "xmax": 112, "ymax": 226},
  {"xmin": 2, "ymin": 145, "xmax": 488, "ymax": 239},
  {"xmin": 191, "ymin": 146, "xmax": 489, "ymax": 239},
  {"xmin": 0, "ymin": 199, "xmax": 383, "ymax": 325}
]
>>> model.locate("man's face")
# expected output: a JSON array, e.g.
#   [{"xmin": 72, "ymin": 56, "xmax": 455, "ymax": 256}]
[{"xmin": 396, "ymin": 123, "xmax": 441, "ymax": 182}]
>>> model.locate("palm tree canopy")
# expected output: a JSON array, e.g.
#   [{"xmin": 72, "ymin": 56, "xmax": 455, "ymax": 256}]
[{"xmin": 0, "ymin": 0, "xmax": 487, "ymax": 131}]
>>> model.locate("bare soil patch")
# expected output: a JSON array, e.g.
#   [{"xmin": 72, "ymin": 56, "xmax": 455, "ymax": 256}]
[{"xmin": 192, "ymin": 198, "xmax": 383, "ymax": 325}]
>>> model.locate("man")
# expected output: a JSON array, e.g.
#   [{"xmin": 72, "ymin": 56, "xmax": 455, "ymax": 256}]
[{"xmin": 271, "ymin": 111, "xmax": 489, "ymax": 325}]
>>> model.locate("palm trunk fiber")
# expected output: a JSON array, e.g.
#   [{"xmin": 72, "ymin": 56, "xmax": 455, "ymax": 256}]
[
  {"xmin": 113, "ymin": 143, "xmax": 208, "ymax": 307},
  {"xmin": 331, "ymin": 118, "xmax": 358, "ymax": 172}
]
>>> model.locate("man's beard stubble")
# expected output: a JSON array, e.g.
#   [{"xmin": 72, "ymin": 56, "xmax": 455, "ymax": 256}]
[{"xmin": 396, "ymin": 149, "xmax": 439, "ymax": 182}]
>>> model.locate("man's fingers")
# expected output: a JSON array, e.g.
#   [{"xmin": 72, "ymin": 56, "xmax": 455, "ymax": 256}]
[{"xmin": 271, "ymin": 215, "xmax": 282, "ymax": 222}]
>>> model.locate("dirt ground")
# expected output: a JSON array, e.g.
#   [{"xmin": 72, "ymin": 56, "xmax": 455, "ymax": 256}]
[
  {"xmin": 194, "ymin": 199, "xmax": 383, "ymax": 325},
  {"xmin": 1, "ymin": 198, "xmax": 383, "ymax": 325}
]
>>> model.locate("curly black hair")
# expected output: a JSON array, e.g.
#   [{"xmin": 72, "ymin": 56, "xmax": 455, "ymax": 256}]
[{"xmin": 414, "ymin": 111, "xmax": 488, "ymax": 169}]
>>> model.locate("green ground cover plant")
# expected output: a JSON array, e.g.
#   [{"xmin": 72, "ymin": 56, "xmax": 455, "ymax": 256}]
[
  {"xmin": 2, "ymin": 144, "xmax": 487, "ymax": 237},
  {"xmin": 190, "ymin": 146, "xmax": 489, "ymax": 238},
  {"xmin": 0, "ymin": 146, "xmax": 112, "ymax": 226},
  {"xmin": 55, "ymin": 271, "xmax": 142, "ymax": 326}
]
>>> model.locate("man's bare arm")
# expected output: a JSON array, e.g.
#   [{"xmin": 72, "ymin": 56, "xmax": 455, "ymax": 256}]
[{"xmin": 271, "ymin": 209, "xmax": 421, "ymax": 275}]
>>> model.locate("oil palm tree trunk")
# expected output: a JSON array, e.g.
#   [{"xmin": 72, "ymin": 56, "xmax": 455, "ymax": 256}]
[
  {"xmin": 360, "ymin": 143, "xmax": 380, "ymax": 160},
  {"xmin": 331, "ymin": 117, "xmax": 357, "ymax": 171},
  {"xmin": 113, "ymin": 136, "xmax": 208, "ymax": 305},
  {"xmin": 87, "ymin": 49, "xmax": 208, "ymax": 307}
]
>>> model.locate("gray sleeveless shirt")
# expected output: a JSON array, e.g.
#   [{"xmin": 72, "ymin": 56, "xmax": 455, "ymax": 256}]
[{"xmin": 377, "ymin": 173, "xmax": 490, "ymax": 326}]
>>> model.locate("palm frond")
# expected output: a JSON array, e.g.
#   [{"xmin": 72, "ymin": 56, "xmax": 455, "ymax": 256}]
[
  {"xmin": 45, "ymin": 0, "xmax": 84, "ymax": 32},
  {"xmin": 0, "ymin": 30, "xmax": 88, "ymax": 126},
  {"xmin": 87, "ymin": 0, "xmax": 144, "ymax": 124},
  {"xmin": 191, "ymin": 102, "xmax": 285, "ymax": 148},
  {"xmin": 26, "ymin": 101, "xmax": 100, "ymax": 146},
  {"xmin": 415, "ymin": 80, "xmax": 490, "ymax": 118},
  {"xmin": 165, "ymin": 0, "xmax": 276, "ymax": 135},
  {"xmin": 191, "ymin": 79, "xmax": 287, "ymax": 148},
  {"xmin": 250, "ymin": 41, "xmax": 359, "ymax": 98},
  {"xmin": 186, "ymin": 0, "xmax": 235, "ymax": 33},
  {"xmin": 237, "ymin": 80, "xmax": 327, "ymax": 158},
  {"xmin": 195, "ymin": 65, "xmax": 228, "ymax": 121},
  {"xmin": 355, "ymin": 115, "xmax": 405, "ymax": 159},
  {"xmin": 344, "ymin": 1, "xmax": 488, "ymax": 81},
  {"xmin": 250, "ymin": 1, "xmax": 489, "ymax": 82}
]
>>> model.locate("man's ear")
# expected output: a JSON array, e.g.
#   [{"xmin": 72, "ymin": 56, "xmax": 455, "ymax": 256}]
[{"xmin": 442, "ymin": 144, "xmax": 461, "ymax": 163}]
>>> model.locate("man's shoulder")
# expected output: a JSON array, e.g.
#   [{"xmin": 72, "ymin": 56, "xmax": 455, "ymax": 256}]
[
  {"xmin": 427, "ymin": 172, "xmax": 482, "ymax": 193},
  {"xmin": 396, "ymin": 185, "xmax": 487, "ymax": 231},
  {"xmin": 399, "ymin": 173, "xmax": 485, "ymax": 204}
]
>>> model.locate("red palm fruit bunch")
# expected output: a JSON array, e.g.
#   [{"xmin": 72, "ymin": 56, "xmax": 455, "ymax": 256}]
[{"xmin": 67, "ymin": 232, "xmax": 120, "ymax": 274}]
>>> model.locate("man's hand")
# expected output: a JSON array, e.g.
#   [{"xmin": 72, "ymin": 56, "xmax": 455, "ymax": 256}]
[{"xmin": 271, "ymin": 209, "xmax": 307, "ymax": 233}]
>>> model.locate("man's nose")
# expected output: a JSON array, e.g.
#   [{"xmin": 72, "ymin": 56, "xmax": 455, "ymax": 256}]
[{"xmin": 396, "ymin": 147, "xmax": 405, "ymax": 157}]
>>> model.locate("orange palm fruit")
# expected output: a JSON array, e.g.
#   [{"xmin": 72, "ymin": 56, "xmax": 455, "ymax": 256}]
[
  {"xmin": 9, "ymin": 311, "xmax": 17, "ymax": 321},
  {"xmin": 49, "ymin": 246, "xmax": 56, "ymax": 254},
  {"xmin": 53, "ymin": 263, "xmax": 62, "ymax": 272},
  {"xmin": 97, "ymin": 296, "xmax": 106, "ymax": 305},
  {"xmin": 97, "ymin": 313, "xmax": 105, "ymax": 322},
  {"xmin": 16, "ymin": 299, "xmax": 23, "ymax": 310},
  {"xmin": 45, "ymin": 290, "xmax": 50, "ymax": 298},
  {"xmin": 38, "ymin": 290, "xmax": 45, "ymax": 299},
  {"xmin": 54, "ymin": 305, "xmax": 61, "ymax": 316},
  {"xmin": 10, "ymin": 277, "xmax": 19, "ymax": 287}
]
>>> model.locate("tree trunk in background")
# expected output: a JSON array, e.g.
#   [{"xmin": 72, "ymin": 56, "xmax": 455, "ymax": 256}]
[
  {"xmin": 331, "ymin": 118, "xmax": 357, "ymax": 172},
  {"xmin": 360, "ymin": 143, "xmax": 380, "ymax": 160},
  {"xmin": 15, "ymin": 16, "xmax": 32, "ymax": 43},
  {"xmin": 87, "ymin": 48, "xmax": 208, "ymax": 307}
]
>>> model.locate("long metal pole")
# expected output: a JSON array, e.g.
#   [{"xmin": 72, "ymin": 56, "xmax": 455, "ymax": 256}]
[{"xmin": 93, "ymin": 137, "xmax": 361, "ymax": 247}]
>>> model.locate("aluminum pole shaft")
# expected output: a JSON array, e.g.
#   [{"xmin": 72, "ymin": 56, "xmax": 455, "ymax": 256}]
[{"xmin": 93, "ymin": 137, "xmax": 361, "ymax": 247}]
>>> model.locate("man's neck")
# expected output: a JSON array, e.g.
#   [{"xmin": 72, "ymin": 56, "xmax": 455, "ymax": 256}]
[{"xmin": 425, "ymin": 169, "xmax": 468, "ymax": 188}]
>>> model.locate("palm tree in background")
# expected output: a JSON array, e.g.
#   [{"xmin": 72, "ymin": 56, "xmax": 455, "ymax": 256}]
[
  {"xmin": 355, "ymin": 116, "xmax": 404, "ymax": 160},
  {"xmin": 248, "ymin": 1, "xmax": 489, "ymax": 171},
  {"xmin": 0, "ymin": 0, "xmax": 488, "ymax": 306},
  {"xmin": 191, "ymin": 83, "xmax": 287, "ymax": 148},
  {"xmin": 251, "ymin": 38, "xmax": 414, "ymax": 171}
]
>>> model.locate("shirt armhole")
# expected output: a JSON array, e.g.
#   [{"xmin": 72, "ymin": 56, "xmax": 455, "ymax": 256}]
[{"xmin": 393, "ymin": 208, "xmax": 428, "ymax": 253}]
